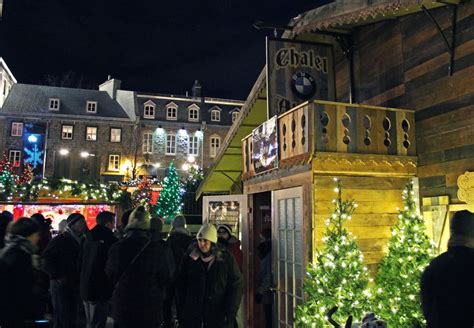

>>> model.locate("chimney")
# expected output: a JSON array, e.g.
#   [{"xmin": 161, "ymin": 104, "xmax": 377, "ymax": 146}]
[
  {"xmin": 99, "ymin": 76, "xmax": 121, "ymax": 99},
  {"xmin": 192, "ymin": 80, "xmax": 202, "ymax": 98}
]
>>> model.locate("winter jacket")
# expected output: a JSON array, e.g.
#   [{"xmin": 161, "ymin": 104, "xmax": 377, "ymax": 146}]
[
  {"xmin": 43, "ymin": 229, "xmax": 82, "ymax": 283},
  {"xmin": 177, "ymin": 243, "xmax": 243, "ymax": 328},
  {"xmin": 421, "ymin": 246, "xmax": 474, "ymax": 328},
  {"xmin": 105, "ymin": 229, "xmax": 171, "ymax": 327},
  {"xmin": 0, "ymin": 235, "xmax": 45, "ymax": 325},
  {"xmin": 167, "ymin": 228, "xmax": 193, "ymax": 270},
  {"xmin": 80, "ymin": 224, "xmax": 117, "ymax": 302},
  {"xmin": 224, "ymin": 236, "xmax": 243, "ymax": 272}
]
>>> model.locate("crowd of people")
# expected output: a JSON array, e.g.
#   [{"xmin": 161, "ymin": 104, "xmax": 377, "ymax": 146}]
[{"xmin": 0, "ymin": 207, "xmax": 262, "ymax": 328}]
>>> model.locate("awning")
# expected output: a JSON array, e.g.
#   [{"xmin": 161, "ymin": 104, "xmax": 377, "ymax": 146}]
[{"xmin": 196, "ymin": 69, "xmax": 267, "ymax": 198}]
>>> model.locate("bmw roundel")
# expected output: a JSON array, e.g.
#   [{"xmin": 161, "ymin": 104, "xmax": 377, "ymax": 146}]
[{"xmin": 291, "ymin": 72, "xmax": 317, "ymax": 99}]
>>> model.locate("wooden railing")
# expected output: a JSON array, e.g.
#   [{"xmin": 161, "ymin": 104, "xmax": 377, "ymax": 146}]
[{"xmin": 242, "ymin": 100, "xmax": 416, "ymax": 178}]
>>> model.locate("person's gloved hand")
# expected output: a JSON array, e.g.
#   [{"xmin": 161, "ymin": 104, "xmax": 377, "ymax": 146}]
[{"xmin": 255, "ymin": 293, "xmax": 263, "ymax": 304}]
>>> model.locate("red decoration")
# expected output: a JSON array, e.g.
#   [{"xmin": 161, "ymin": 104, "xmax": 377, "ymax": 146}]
[
  {"xmin": 151, "ymin": 191, "xmax": 161, "ymax": 205},
  {"xmin": 13, "ymin": 205, "xmax": 24, "ymax": 220},
  {"xmin": 86, "ymin": 206, "xmax": 100, "ymax": 229}
]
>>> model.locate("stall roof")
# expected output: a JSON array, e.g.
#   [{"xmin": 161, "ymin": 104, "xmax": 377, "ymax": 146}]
[{"xmin": 196, "ymin": 69, "xmax": 267, "ymax": 198}]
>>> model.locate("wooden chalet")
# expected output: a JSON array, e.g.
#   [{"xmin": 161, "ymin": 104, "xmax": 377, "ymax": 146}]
[{"xmin": 197, "ymin": 1, "xmax": 473, "ymax": 327}]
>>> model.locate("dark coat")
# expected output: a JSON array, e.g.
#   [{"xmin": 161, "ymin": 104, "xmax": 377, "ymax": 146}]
[
  {"xmin": 177, "ymin": 243, "xmax": 243, "ymax": 328},
  {"xmin": 0, "ymin": 235, "xmax": 44, "ymax": 325},
  {"xmin": 256, "ymin": 241, "xmax": 273, "ymax": 304},
  {"xmin": 80, "ymin": 224, "xmax": 117, "ymax": 302},
  {"xmin": 105, "ymin": 229, "xmax": 171, "ymax": 327},
  {"xmin": 421, "ymin": 246, "xmax": 474, "ymax": 328},
  {"xmin": 220, "ymin": 236, "xmax": 243, "ymax": 272},
  {"xmin": 167, "ymin": 228, "xmax": 193, "ymax": 270},
  {"xmin": 43, "ymin": 229, "xmax": 82, "ymax": 283}
]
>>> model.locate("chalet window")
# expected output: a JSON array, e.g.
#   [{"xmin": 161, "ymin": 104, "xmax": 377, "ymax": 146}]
[
  {"xmin": 9, "ymin": 150, "xmax": 21, "ymax": 167},
  {"xmin": 11, "ymin": 122, "xmax": 23, "ymax": 137},
  {"xmin": 166, "ymin": 134, "xmax": 176, "ymax": 155},
  {"xmin": 110, "ymin": 128, "xmax": 121, "ymax": 143},
  {"xmin": 86, "ymin": 126, "xmax": 97, "ymax": 141},
  {"xmin": 211, "ymin": 109, "xmax": 220, "ymax": 122},
  {"xmin": 188, "ymin": 136, "xmax": 199, "ymax": 156},
  {"xmin": 108, "ymin": 154, "xmax": 120, "ymax": 171},
  {"xmin": 61, "ymin": 125, "xmax": 73, "ymax": 140},
  {"xmin": 143, "ymin": 132, "xmax": 153, "ymax": 154},
  {"xmin": 210, "ymin": 136, "xmax": 221, "ymax": 158},
  {"xmin": 144, "ymin": 104, "xmax": 155, "ymax": 119},
  {"xmin": 49, "ymin": 98, "xmax": 60, "ymax": 111},
  {"xmin": 86, "ymin": 101, "xmax": 97, "ymax": 113}
]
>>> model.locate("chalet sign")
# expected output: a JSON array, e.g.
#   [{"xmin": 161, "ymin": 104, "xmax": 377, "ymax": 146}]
[
  {"xmin": 252, "ymin": 116, "xmax": 278, "ymax": 174},
  {"xmin": 266, "ymin": 38, "xmax": 335, "ymax": 118}
]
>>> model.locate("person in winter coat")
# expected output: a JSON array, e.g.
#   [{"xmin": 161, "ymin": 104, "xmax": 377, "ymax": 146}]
[
  {"xmin": 217, "ymin": 224, "xmax": 243, "ymax": 272},
  {"xmin": 44, "ymin": 213, "xmax": 88, "ymax": 328},
  {"xmin": 0, "ymin": 218, "xmax": 45, "ymax": 327},
  {"xmin": 105, "ymin": 206, "xmax": 170, "ymax": 328},
  {"xmin": 31, "ymin": 213, "xmax": 53, "ymax": 255},
  {"xmin": 0, "ymin": 212, "xmax": 13, "ymax": 248},
  {"xmin": 255, "ymin": 229, "xmax": 273, "ymax": 328},
  {"xmin": 177, "ymin": 224, "xmax": 243, "ymax": 328},
  {"xmin": 80, "ymin": 211, "xmax": 118, "ymax": 328},
  {"xmin": 162, "ymin": 215, "xmax": 193, "ymax": 328},
  {"xmin": 421, "ymin": 210, "xmax": 474, "ymax": 328},
  {"xmin": 114, "ymin": 209, "xmax": 132, "ymax": 240}
]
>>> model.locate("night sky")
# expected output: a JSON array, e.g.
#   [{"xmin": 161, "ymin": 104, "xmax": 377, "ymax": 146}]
[{"xmin": 0, "ymin": 0, "xmax": 330, "ymax": 100}]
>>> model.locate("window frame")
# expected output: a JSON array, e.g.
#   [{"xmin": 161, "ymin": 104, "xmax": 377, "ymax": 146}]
[
  {"xmin": 144, "ymin": 103, "xmax": 155, "ymax": 119},
  {"xmin": 8, "ymin": 150, "xmax": 21, "ymax": 168},
  {"xmin": 110, "ymin": 128, "xmax": 122, "ymax": 143},
  {"xmin": 211, "ymin": 109, "xmax": 221, "ymax": 122},
  {"xmin": 86, "ymin": 126, "xmax": 98, "ymax": 141},
  {"xmin": 61, "ymin": 124, "xmax": 74, "ymax": 140},
  {"xmin": 10, "ymin": 122, "xmax": 23, "ymax": 137},
  {"xmin": 188, "ymin": 135, "xmax": 199, "ymax": 156},
  {"xmin": 210, "ymin": 135, "xmax": 221, "ymax": 158},
  {"xmin": 86, "ymin": 101, "xmax": 97, "ymax": 114},
  {"xmin": 188, "ymin": 104, "xmax": 200, "ymax": 122},
  {"xmin": 108, "ymin": 154, "xmax": 120, "ymax": 171},
  {"xmin": 49, "ymin": 98, "xmax": 60, "ymax": 111},
  {"xmin": 232, "ymin": 111, "xmax": 239, "ymax": 123},
  {"xmin": 142, "ymin": 131, "xmax": 154, "ymax": 154},
  {"xmin": 166, "ymin": 134, "xmax": 177, "ymax": 155}
]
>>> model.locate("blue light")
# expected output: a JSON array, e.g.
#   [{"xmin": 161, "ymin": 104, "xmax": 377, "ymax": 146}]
[{"xmin": 28, "ymin": 135, "xmax": 38, "ymax": 143}]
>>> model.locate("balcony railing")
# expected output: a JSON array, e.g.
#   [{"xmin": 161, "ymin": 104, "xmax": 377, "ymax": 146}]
[{"xmin": 242, "ymin": 100, "xmax": 416, "ymax": 178}]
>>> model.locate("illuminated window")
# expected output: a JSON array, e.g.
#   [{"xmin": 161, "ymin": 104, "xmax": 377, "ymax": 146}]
[
  {"xmin": 110, "ymin": 128, "xmax": 121, "ymax": 143},
  {"xmin": 188, "ymin": 136, "xmax": 199, "ymax": 156},
  {"xmin": 61, "ymin": 125, "xmax": 73, "ymax": 140},
  {"xmin": 108, "ymin": 154, "xmax": 120, "ymax": 171},
  {"xmin": 11, "ymin": 122, "xmax": 23, "ymax": 137},
  {"xmin": 9, "ymin": 150, "xmax": 21, "ymax": 167},
  {"xmin": 86, "ymin": 126, "xmax": 97, "ymax": 141}
]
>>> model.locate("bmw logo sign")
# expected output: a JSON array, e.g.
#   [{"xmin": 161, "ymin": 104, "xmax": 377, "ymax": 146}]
[{"xmin": 291, "ymin": 72, "xmax": 317, "ymax": 99}]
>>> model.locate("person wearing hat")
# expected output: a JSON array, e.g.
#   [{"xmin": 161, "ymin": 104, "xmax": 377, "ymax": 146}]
[
  {"xmin": 31, "ymin": 213, "xmax": 53, "ymax": 255},
  {"xmin": 176, "ymin": 224, "xmax": 243, "ymax": 328},
  {"xmin": 0, "ymin": 218, "xmax": 46, "ymax": 327},
  {"xmin": 421, "ymin": 210, "xmax": 474, "ymax": 327},
  {"xmin": 162, "ymin": 215, "xmax": 193, "ymax": 328},
  {"xmin": 217, "ymin": 224, "xmax": 243, "ymax": 272},
  {"xmin": 106, "ymin": 207, "xmax": 170, "ymax": 328},
  {"xmin": 44, "ymin": 213, "xmax": 87, "ymax": 328}
]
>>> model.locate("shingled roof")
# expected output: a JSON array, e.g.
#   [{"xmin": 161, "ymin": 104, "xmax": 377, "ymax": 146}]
[{"xmin": 1, "ymin": 83, "xmax": 131, "ymax": 120}]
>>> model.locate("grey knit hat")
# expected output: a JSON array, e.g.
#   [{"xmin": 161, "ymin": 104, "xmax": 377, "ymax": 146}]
[{"xmin": 125, "ymin": 206, "xmax": 150, "ymax": 231}]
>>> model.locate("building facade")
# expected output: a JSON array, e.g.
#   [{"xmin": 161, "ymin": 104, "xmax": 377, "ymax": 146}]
[{"xmin": 0, "ymin": 64, "xmax": 243, "ymax": 181}]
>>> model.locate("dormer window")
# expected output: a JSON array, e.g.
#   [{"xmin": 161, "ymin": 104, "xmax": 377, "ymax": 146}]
[
  {"xmin": 211, "ymin": 109, "xmax": 221, "ymax": 122},
  {"xmin": 86, "ymin": 101, "xmax": 97, "ymax": 113},
  {"xmin": 188, "ymin": 104, "xmax": 200, "ymax": 122},
  {"xmin": 232, "ymin": 111, "xmax": 240, "ymax": 123},
  {"xmin": 166, "ymin": 102, "xmax": 178, "ymax": 121},
  {"xmin": 144, "ymin": 101, "xmax": 156, "ymax": 119},
  {"xmin": 49, "ymin": 98, "xmax": 60, "ymax": 111}
]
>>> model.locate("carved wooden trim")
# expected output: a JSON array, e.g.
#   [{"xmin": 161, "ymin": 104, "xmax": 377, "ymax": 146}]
[{"xmin": 457, "ymin": 172, "xmax": 474, "ymax": 211}]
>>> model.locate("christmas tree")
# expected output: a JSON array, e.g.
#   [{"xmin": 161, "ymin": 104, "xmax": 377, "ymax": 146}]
[
  {"xmin": 0, "ymin": 153, "xmax": 18, "ymax": 200},
  {"xmin": 153, "ymin": 162, "xmax": 183, "ymax": 222},
  {"xmin": 132, "ymin": 177, "xmax": 152, "ymax": 208},
  {"xmin": 295, "ymin": 178, "xmax": 370, "ymax": 327},
  {"xmin": 374, "ymin": 180, "xmax": 435, "ymax": 326}
]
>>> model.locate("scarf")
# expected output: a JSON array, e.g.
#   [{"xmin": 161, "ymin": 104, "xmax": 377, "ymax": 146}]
[{"xmin": 190, "ymin": 247, "xmax": 216, "ymax": 270}]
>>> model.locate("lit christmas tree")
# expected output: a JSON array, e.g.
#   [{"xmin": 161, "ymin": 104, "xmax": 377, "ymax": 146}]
[
  {"xmin": 153, "ymin": 162, "xmax": 183, "ymax": 222},
  {"xmin": 18, "ymin": 162, "xmax": 34, "ymax": 186},
  {"xmin": 295, "ymin": 178, "xmax": 370, "ymax": 327},
  {"xmin": 374, "ymin": 180, "xmax": 435, "ymax": 326},
  {"xmin": 132, "ymin": 177, "xmax": 152, "ymax": 208},
  {"xmin": 0, "ymin": 153, "xmax": 17, "ymax": 200}
]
